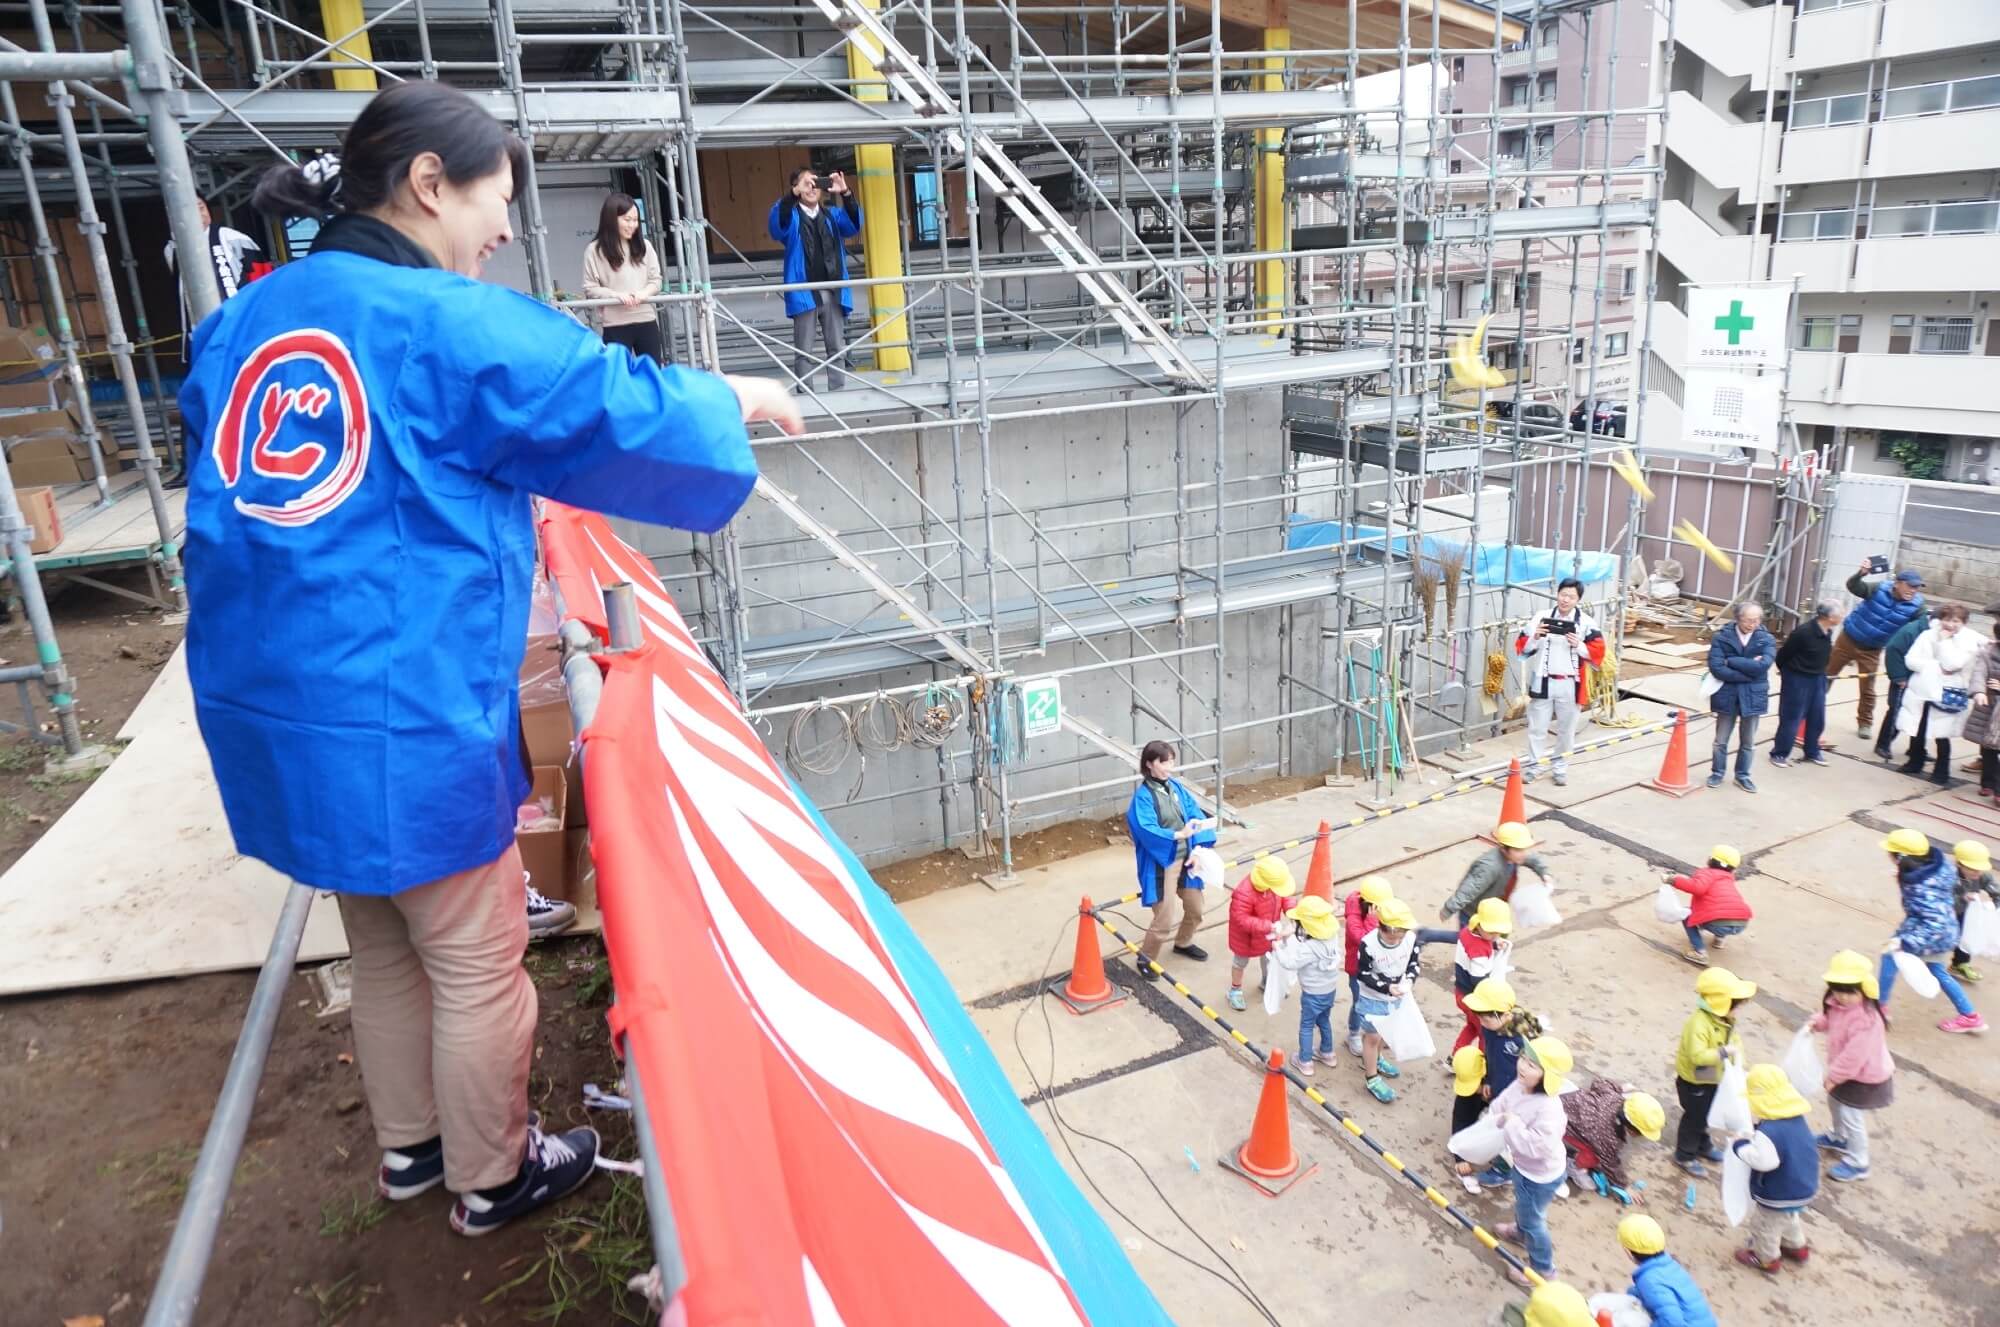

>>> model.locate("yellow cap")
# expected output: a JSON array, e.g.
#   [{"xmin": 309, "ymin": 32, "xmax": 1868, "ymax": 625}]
[
  {"xmin": 1618, "ymin": 1213, "xmax": 1667, "ymax": 1256},
  {"xmin": 1823, "ymin": 948, "xmax": 1880, "ymax": 1000},
  {"xmin": 1710, "ymin": 844, "xmax": 1741, "ymax": 869},
  {"xmin": 1695, "ymin": 966, "xmax": 1757, "ymax": 1005},
  {"xmin": 1285, "ymin": 893, "xmax": 1339, "ymax": 941},
  {"xmin": 1523, "ymin": 1281, "xmax": 1594, "ymax": 1327},
  {"xmin": 1955, "ymin": 839, "xmax": 1993, "ymax": 873},
  {"xmin": 1354, "ymin": 875, "xmax": 1394, "ymax": 906},
  {"xmin": 1251, "ymin": 856, "xmax": 1297, "ymax": 896},
  {"xmin": 1373, "ymin": 898, "xmax": 1416, "ymax": 931},
  {"xmin": 1472, "ymin": 896, "xmax": 1514, "ymax": 936},
  {"xmin": 1451, "ymin": 1044, "xmax": 1487, "ymax": 1096},
  {"xmin": 1622, "ymin": 1091, "xmax": 1666, "ymax": 1143},
  {"xmin": 1880, "ymin": 827, "xmax": 1930, "ymax": 857},
  {"xmin": 1495, "ymin": 821, "xmax": 1536, "ymax": 851},
  {"xmin": 1464, "ymin": 976, "xmax": 1517, "ymax": 1014},
  {"xmin": 1745, "ymin": 1063, "xmax": 1810, "ymax": 1121},
  {"xmin": 1523, "ymin": 1036, "xmax": 1573, "ymax": 1095}
]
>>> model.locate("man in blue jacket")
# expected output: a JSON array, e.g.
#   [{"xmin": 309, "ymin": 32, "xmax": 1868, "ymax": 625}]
[
  {"xmin": 1829, "ymin": 562, "xmax": 1926, "ymax": 741},
  {"xmin": 768, "ymin": 168, "xmax": 860, "ymax": 393}
]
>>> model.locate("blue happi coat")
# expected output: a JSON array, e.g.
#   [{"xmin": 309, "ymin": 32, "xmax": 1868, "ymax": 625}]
[{"xmin": 179, "ymin": 218, "xmax": 756, "ymax": 894}]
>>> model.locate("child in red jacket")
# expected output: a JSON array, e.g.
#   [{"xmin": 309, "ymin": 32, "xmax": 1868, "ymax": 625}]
[
  {"xmin": 1227, "ymin": 856, "xmax": 1296, "ymax": 1010},
  {"xmin": 1343, "ymin": 875, "xmax": 1394, "ymax": 1055},
  {"xmin": 1668, "ymin": 845, "xmax": 1753, "ymax": 968}
]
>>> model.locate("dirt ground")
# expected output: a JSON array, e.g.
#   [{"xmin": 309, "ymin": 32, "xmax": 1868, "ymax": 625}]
[{"xmin": 2, "ymin": 581, "xmax": 648, "ymax": 1326}]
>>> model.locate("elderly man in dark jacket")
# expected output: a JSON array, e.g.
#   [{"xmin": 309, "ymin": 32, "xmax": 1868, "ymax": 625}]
[
  {"xmin": 1769, "ymin": 601, "xmax": 1843, "ymax": 767},
  {"xmin": 1707, "ymin": 602, "xmax": 1776, "ymax": 792}
]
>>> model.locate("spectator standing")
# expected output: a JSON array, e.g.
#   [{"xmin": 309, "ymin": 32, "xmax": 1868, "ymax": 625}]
[
  {"xmin": 1768, "ymin": 602, "xmax": 1842, "ymax": 767},
  {"xmin": 1704, "ymin": 602, "xmax": 1775, "ymax": 793},
  {"xmin": 1967, "ymin": 620, "xmax": 2000, "ymax": 799},
  {"xmin": 1895, "ymin": 603, "xmax": 1987, "ymax": 784},
  {"xmin": 165, "ymin": 196, "xmax": 261, "ymax": 360},
  {"xmin": 581, "ymin": 191, "xmax": 665, "ymax": 363},
  {"xmin": 1829, "ymin": 563, "xmax": 1927, "ymax": 740},
  {"xmin": 1513, "ymin": 577, "xmax": 1605, "ymax": 787},
  {"xmin": 768, "ymin": 168, "xmax": 860, "ymax": 393},
  {"xmin": 1872, "ymin": 612, "xmax": 1931, "ymax": 760},
  {"xmin": 1125, "ymin": 740, "xmax": 1217, "ymax": 976}
]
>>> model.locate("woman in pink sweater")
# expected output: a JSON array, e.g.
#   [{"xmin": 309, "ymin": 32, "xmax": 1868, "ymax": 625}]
[
  {"xmin": 1809, "ymin": 950, "xmax": 1895, "ymax": 1183},
  {"xmin": 1491, "ymin": 1036, "xmax": 1574, "ymax": 1285}
]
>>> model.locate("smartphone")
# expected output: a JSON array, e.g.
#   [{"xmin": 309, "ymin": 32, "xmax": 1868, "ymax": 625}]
[
  {"xmin": 1544, "ymin": 617, "xmax": 1576, "ymax": 635},
  {"xmin": 1868, "ymin": 555, "xmax": 1889, "ymax": 574},
  {"xmin": 817, "ymin": 174, "xmax": 836, "ymax": 190}
]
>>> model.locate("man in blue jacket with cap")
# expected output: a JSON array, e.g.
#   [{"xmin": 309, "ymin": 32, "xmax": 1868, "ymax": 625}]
[{"xmin": 1828, "ymin": 561, "xmax": 1926, "ymax": 741}]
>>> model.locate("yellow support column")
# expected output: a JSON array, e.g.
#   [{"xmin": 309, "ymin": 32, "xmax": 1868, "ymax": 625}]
[
  {"xmin": 1254, "ymin": 27, "xmax": 1289, "ymax": 333},
  {"xmin": 844, "ymin": 0, "xmax": 912, "ymax": 373},
  {"xmin": 320, "ymin": 0, "xmax": 378, "ymax": 91}
]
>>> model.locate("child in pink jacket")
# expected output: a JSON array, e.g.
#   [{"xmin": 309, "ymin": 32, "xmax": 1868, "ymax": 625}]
[
  {"xmin": 1809, "ymin": 949, "xmax": 1894, "ymax": 1183},
  {"xmin": 1226, "ymin": 856, "xmax": 1295, "ymax": 1010}
]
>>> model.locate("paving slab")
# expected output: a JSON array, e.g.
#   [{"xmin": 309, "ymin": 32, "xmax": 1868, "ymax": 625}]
[
  {"xmin": 1752, "ymin": 820, "xmax": 1908, "ymax": 926},
  {"xmin": 969, "ymin": 978, "xmax": 1191, "ymax": 1101}
]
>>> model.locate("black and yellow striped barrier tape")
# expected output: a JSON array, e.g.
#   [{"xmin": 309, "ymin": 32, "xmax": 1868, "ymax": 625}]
[
  {"xmin": 1108, "ymin": 712, "xmax": 1694, "ymax": 906},
  {"xmin": 1086, "ymin": 902, "xmax": 1547, "ymax": 1289}
]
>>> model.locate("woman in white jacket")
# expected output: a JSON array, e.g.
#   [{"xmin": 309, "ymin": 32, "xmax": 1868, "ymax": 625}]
[{"xmin": 1898, "ymin": 603, "xmax": 1989, "ymax": 785}]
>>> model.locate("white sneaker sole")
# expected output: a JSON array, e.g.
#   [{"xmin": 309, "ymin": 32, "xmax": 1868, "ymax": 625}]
[{"xmin": 379, "ymin": 1171, "xmax": 446, "ymax": 1202}]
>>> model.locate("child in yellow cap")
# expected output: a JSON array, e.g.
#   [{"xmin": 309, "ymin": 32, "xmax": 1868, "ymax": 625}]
[
  {"xmin": 1497, "ymin": 1279, "xmax": 1595, "ymax": 1327},
  {"xmin": 1491, "ymin": 1037, "xmax": 1574, "ymax": 1284},
  {"xmin": 1271, "ymin": 894, "xmax": 1345, "ymax": 1076},
  {"xmin": 1672, "ymin": 966, "xmax": 1751, "ymax": 1177},
  {"xmin": 1225, "ymin": 855, "xmax": 1295, "ymax": 1011},
  {"xmin": 1730, "ymin": 1064, "xmax": 1818, "ymax": 1275},
  {"xmin": 1618, "ymin": 1214, "xmax": 1718, "ymax": 1327},
  {"xmin": 1354, "ymin": 898, "xmax": 1420, "ymax": 1102},
  {"xmin": 1948, "ymin": 839, "xmax": 1997, "ymax": 982},
  {"xmin": 1808, "ymin": 950, "xmax": 1893, "ymax": 1183}
]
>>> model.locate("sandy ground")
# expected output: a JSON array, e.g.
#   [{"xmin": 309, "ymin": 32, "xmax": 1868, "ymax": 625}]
[{"xmin": 903, "ymin": 680, "xmax": 2000, "ymax": 1327}]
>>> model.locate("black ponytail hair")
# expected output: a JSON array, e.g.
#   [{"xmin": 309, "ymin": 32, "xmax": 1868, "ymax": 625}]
[{"xmin": 252, "ymin": 81, "xmax": 529, "ymax": 221}]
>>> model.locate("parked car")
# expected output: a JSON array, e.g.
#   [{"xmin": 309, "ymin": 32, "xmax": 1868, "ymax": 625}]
[
  {"xmin": 1569, "ymin": 398, "xmax": 1628, "ymax": 436},
  {"xmin": 1490, "ymin": 400, "xmax": 1565, "ymax": 435}
]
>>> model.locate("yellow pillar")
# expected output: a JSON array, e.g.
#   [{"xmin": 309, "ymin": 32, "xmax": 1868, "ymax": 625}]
[
  {"xmin": 844, "ymin": 0, "xmax": 912, "ymax": 373},
  {"xmin": 1254, "ymin": 28, "xmax": 1289, "ymax": 333},
  {"xmin": 320, "ymin": 0, "xmax": 378, "ymax": 91}
]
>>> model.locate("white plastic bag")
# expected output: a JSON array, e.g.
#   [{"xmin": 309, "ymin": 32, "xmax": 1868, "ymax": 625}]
[
  {"xmin": 1370, "ymin": 993, "xmax": 1437, "ymax": 1061},
  {"xmin": 1511, "ymin": 878, "xmax": 1562, "ymax": 929},
  {"xmin": 1586, "ymin": 1293, "xmax": 1653, "ymax": 1327},
  {"xmin": 1261, "ymin": 962, "xmax": 1294, "ymax": 1017},
  {"xmin": 1707, "ymin": 1059, "xmax": 1752, "ymax": 1135},
  {"xmin": 1185, "ymin": 845, "xmax": 1226, "ymax": 888},
  {"xmin": 1722, "ymin": 1144, "xmax": 1752, "ymax": 1228},
  {"xmin": 1654, "ymin": 882, "xmax": 1692, "ymax": 924},
  {"xmin": 1891, "ymin": 948, "xmax": 1942, "ymax": 1000},
  {"xmin": 1961, "ymin": 895, "xmax": 2000, "ymax": 960},
  {"xmin": 1448, "ymin": 1115, "xmax": 1508, "ymax": 1166},
  {"xmin": 1782, "ymin": 1025, "xmax": 1824, "ymax": 1097}
]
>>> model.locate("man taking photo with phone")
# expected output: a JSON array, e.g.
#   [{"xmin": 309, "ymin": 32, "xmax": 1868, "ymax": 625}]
[
  {"xmin": 1514, "ymin": 577, "xmax": 1606, "ymax": 786},
  {"xmin": 768, "ymin": 167, "xmax": 861, "ymax": 393}
]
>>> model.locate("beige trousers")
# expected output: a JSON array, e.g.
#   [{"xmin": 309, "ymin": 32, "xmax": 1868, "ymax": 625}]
[
  {"xmin": 1141, "ymin": 878, "xmax": 1206, "ymax": 960},
  {"xmin": 336, "ymin": 844, "xmax": 537, "ymax": 1193},
  {"xmin": 1824, "ymin": 634, "xmax": 1882, "ymax": 727},
  {"xmin": 1747, "ymin": 1202, "xmax": 1809, "ymax": 1263}
]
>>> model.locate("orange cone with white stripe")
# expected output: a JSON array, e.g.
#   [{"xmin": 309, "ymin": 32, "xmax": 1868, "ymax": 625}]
[
  {"xmin": 1301, "ymin": 822, "xmax": 1334, "ymax": 902},
  {"xmin": 1054, "ymin": 896, "xmax": 1123, "ymax": 1015},
  {"xmin": 1221, "ymin": 1050, "xmax": 1315, "ymax": 1195}
]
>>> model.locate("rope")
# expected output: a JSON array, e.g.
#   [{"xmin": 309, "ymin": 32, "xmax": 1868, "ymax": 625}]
[
  {"xmin": 906, "ymin": 684, "xmax": 965, "ymax": 749},
  {"xmin": 1589, "ymin": 649, "xmax": 1646, "ymax": 728},
  {"xmin": 785, "ymin": 701, "xmax": 853, "ymax": 777},
  {"xmin": 1481, "ymin": 650, "xmax": 1508, "ymax": 698},
  {"xmin": 854, "ymin": 692, "xmax": 910, "ymax": 755}
]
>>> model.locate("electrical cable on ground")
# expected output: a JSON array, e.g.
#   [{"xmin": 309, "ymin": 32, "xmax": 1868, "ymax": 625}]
[{"xmin": 1014, "ymin": 919, "xmax": 1286, "ymax": 1327}]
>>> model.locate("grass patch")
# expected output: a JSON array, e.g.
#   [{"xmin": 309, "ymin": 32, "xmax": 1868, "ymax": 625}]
[
  {"xmin": 99, "ymin": 1142, "xmax": 201, "ymax": 1210},
  {"xmin": 577, "ymin": 954, "xmax": 613, "ymax": 1007},
  {"xmin": 318, "ymin": 1191, "xmax": 390, "ymax": 1239},
  {"xmin": 28, "ymin": 765, "xmax": 103, "ymax": 792},
  {"xmin": 0, "ymin": 740, "xmax": 44, "ymax": 772},
  {"xmin": 482, "ymin": 1175, "xmax": 653, "ymax": 1323},
  {"xmin": 295, "ymin": 1272, "xmax": 380, "ymax": 1327}
]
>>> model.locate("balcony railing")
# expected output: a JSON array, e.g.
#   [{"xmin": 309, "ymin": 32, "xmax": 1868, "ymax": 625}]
[
  {"xmin": 1882, "ymin": 73, "xmax": 2000, "ymax": 120},
  {"xmin": 1871, "ymin": 200, "xmax": 2000, "ymax": 238}
]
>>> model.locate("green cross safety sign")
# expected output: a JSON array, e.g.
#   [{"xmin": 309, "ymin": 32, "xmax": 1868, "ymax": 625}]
[
  {"xmin": 1019, "ymin": 677, "xmax": 1063, "ymax": 739},
  {"xmin": 1713, "ymin": 300, "xmax": 1755, "ymax": 345}
]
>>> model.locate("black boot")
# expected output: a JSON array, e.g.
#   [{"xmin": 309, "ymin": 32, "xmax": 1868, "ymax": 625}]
[
  {"xmin": 1901, "ymin": 740, "xmax": 1928, "ymax": 775},
  {"xmin": 1930, "ymin": 739, "xmax": 1953, "ymax": 786}
]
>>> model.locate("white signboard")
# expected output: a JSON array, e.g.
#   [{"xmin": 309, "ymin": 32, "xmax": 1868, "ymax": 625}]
[
  {"xmin": 1680, "ymin": 369, "xmax": 1782, "ymax": 452},
  {"xmin": 1685, "ymin": 286, "xmax": 1792, "ymax": 369},
  {"xmin": 1019, "ymin": 677, "xmax": 1063, "ymax": 739}
]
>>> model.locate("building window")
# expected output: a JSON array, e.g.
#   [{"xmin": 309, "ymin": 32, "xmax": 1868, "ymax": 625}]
[
  {"xmin": 1838, "ymin": 313, "xmax": 1861, "ymax": 352},
  {"xmin": 1519, "ymin": 271, "xmax": 1541, "ymax": 312},
  {"xmin": 1537, "ymin": 72, "xmax": 1557, "ymax": 103},
  {"xmin": 1605, "ymin": 331, "xmax": 1629, "ymax": 357},
  {"xmin": 1452, "ymin": 57, "xmax": 1466, "ymax": 81},
  {"xmin": 1917, "ymin": 316, "xmax": 1974, "ymax": 355},
  {"xmin": 1505, "ymin": 77, "xmax": 1529, "ymax": 107},
  {"xmin": 1571, "ymin": 337, "xmax": 1586, "ymax": 365},
  {"xmin": 1789, "ymin": 93, "xmax": 1866, "ymax": 129},
  {"xmin": 1538, "ymin": 19, "xmax": 1559, "ymax": 48},
  {"xmin": 1800, "ymin": 0, "xmax": 1870, "ymax": 11},
  {"xmin": 1888, "ymin": 313, "xmax": 1914, "ymax": 354},
  {"xmin": 1799, "ymin": 316, "xmax": 1836, "ymax": 350},
  {"xmin": 1618, "ymin": 265, "xmax": 1637, "ymax": 298},
  {"xmin": 1778, "ymin": 208, "xmax": 1854, "ymax": 241},
  {"xmin": 1882, "ymin": 74, "xmax": 2000, "ymax": 121}
]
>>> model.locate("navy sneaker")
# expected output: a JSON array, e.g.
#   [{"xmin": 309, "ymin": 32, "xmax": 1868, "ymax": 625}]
[
  {"xmin": 1705, "ymin": 773, "xmax": 1725, "ymax": 789},
  {"xmin": 1735, "ymin": 777, "xmax": 1757, "ymax": 794},
  {"xmin": 1768, "ymin": 756, "xmax": 1791, "ymax": 769},
  {"xmin": 1814, "ymin": 1132, "xmax": 1849, "ymax": 1152},
  {"xmin": 379, "ymin": 1136, "xmax": 445, "ymax": 1201},
  {"xmin": 450, "ymin": 1123, "xmax": 600, "ymax": 1237}
]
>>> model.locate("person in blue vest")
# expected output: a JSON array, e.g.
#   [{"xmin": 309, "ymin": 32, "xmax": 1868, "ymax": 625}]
[
  {"xmin": 1730, "ymin": 1064, "xmax": 1821, "ymax": 1274},
  {"xmin": 1617, "ymin": 1214, "xmax": 1719, "ymax": 1327},
  {"xmin": 768, "ymin": 168, "xmax": 860, "ymax": 393},
  {"xmin": 180, "ymin": 81, "xmax": 802, "ymax": 1240},
  {"xmin": 1126, "ymin": 739, "xmax": 1217, "ymax": 977},
  {"xmin": 1828, "ymin": 562, "xmax": 1926, "ymax": 741},
  {"xmin": 1704, "ymin": 601, "xmax": 1775, "ymax": 792}
]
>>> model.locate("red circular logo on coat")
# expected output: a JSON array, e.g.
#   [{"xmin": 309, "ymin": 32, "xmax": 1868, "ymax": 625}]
[{"xmin": 211, "ymin": 328, "xmax": 371, "ymax": 527}]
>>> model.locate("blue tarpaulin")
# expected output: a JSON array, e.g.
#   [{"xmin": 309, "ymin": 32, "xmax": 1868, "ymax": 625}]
[{"xmin": 1285, "ymin": 516, "xmax": 1618, "ymax": 586}]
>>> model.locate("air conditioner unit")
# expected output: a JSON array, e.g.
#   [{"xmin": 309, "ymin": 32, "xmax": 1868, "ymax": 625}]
[{"xmin": 1964, "ymin": 467, "xmax": 1987, "ymax": 485}]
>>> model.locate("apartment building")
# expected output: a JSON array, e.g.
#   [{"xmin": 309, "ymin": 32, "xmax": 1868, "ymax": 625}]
[{"xmin": 1650, "ymin": 0, "xmax": 2000, "ymax": 485}]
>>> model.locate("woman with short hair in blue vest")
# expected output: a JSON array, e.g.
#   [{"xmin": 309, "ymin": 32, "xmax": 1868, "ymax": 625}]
[
  {"xmin": 1704, "ymin": 601, "xmax": 1775, "ymax": 793},
  {"xmin": 1126, "ymin": 739, "xmax": 1218, "ymax": 978},
  {"xmin": 1829, "ymin": 561, "xmax": 1927, "ymax": 741},
  {"xmin": 1730, "ymin": 1064, "xmax": 1821, "ymax": 1275}
]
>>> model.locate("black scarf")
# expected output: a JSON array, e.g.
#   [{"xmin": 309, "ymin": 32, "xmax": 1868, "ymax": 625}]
[
  {"xmin": 312, "ymin": 213, "xmax": 441, "ymax": 271},
  {"xmin": 1145, "ymin": 776, "xmax": 1186, "ymax": 834},
  {"xmin": 799, "ymin": 205, "xmax": 838, "ymax": 287}
]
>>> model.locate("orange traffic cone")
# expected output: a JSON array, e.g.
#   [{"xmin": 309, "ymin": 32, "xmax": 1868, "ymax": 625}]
[
  {"xmin": 1221, "ymin": 1050, "xmax": 1315, "ymax": 1195},
  {"xmin": 1648, "ymin": 709, "xmax": 1699, "ymax": 797},
  {"xmin": 1053, "ymin": 896, "xmax": 1124, "ymax": 1015},
  {"xmin": 1301, "ymin": 822, "xmax": 1334, "ymax": 902},
  {"xmin": 1481, "ymin": 759, "xmax": 1528, "ymax": 843}
]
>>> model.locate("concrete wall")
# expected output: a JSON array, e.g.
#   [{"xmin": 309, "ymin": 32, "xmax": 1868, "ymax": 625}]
[{"xmin": 1903, "ymin": 535, "xmax": 2000, "ymax": 610}]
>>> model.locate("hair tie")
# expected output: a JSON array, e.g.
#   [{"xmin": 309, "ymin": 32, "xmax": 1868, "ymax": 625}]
[{"xmin": 303, "ymin": 151, "xmax": 344, "ymax": 208}]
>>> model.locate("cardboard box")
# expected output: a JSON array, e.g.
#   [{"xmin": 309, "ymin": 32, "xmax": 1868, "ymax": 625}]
[
  {"xmin": 515, "ymin": 765, "xmax": 568, "ymax": 901},
  {"xmin": 0, "ymin": 324, "xmax": 61, "ymax": 410},
  {"xmin": 6, "ymin": 434, "xmax": 88, "ymax": 486},
  {"xmin": 15, "ymin": 484, "xmax": 59, "ymax": 553},
  {"xmin": 559, "ymin": 827, "xmax": 596, "ymax": 910}
]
